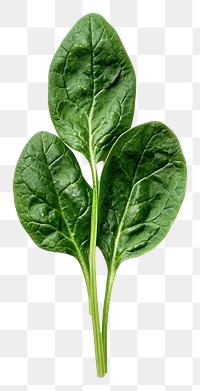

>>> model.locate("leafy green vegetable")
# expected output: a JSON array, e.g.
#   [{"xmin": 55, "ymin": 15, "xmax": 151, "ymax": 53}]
[
  {"xmin": 98, "ymin": 121, "xmax": 187, "ymax": 268},
  {"xmin": 13, "ymin": 131, "xmax": 91, "ymax": 292},
  {"xmin": 48, "ymin": 12, "xmax": 136, "ymax": 376},
  {"xmin": 97, "ymin": 121, "xmax": 187, "ymax": 368},
  {"xmin": 48, "ymin": 13, "xmax": 136, "ymax": 163},
  {"xmin": 13, "ymin": 13, "xmax": 187, "ymax": 378}
]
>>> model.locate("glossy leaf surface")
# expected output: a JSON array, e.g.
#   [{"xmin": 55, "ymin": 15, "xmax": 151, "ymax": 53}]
[
  {"xmin": 48, "ymin": 13, "xmax": 136, "ymax": 163},
  {"xmin": 13, "ymin": 131, "xmax": 92, "ymax": 271},
  {"xmin": 98, "ymin": 122, "xmax": 187, "ymax": 269}
]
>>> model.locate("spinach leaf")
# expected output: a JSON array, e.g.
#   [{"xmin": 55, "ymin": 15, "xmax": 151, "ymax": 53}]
[
  {"xmin": 13, "ymin": 13, "xmax": 188, "ymax": 379},
  {"xmin": 98, "ymin": 121, "xmax": 187, "ymax": 270},
  {"xmin": 13, "ymin": 131, "xmax": 91, "ymax": 286},
  {"xmin": 99, "ymin": 121, "xmax": 187, "ymax": 370},
  {"xmin": 48, "ymin": 13, "xmax": 136, "ymax": 163}
]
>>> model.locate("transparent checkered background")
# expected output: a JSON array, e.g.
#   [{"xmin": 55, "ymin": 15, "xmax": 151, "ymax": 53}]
[{"xmin": 0, "ymin": 0, "xmax": 199, "ymax": 389}]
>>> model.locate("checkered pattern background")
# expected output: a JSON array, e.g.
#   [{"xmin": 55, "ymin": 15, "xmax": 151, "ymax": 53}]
[{"xmin": 0, "ymin": 0, "xmax": 199, "ymax": 389}]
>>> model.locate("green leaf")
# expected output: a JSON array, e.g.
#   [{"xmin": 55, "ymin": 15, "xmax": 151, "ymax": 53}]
[
  {"xmin": 13, "ymin": 131, "xmax": 92, "ymax": 273},
  {"xmin": 97, "ymin": 121, "xmax": 187, "ymax": 270},
  {"xmin": 48, "ymin": 13, "xmax": 136, "ymax": 163}
]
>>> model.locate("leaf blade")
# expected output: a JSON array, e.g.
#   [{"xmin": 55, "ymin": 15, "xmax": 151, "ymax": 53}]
[
  {"xmin": 48, "ymin": 13, "xmax": 136, "ymax": 163},
  {"xmin": 97, "ymin": 121, "xmax": 187, "ymax": 269},
  {"xmin": 13, "ymin": 131, "xmax": 92, "ymax": 270}
]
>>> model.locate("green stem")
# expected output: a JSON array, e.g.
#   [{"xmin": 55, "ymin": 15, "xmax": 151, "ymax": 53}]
[
  {"xmin": 89, "ymin": 161, "xmax": 106, "ymax": 377},
  {"xmin": 79, "ymin": 260, "xmax": 92, "ymax": 315},
  {"xmin": 89, "ymin": 295, "xmax": 92, "ymax": 315},
  {"xmin": 102, "ymin": 267, "xmax": 116, "ymax": 372},
  {"xmin": 80, "ymin": 263, "xmax": 90, "ymax": 305}
]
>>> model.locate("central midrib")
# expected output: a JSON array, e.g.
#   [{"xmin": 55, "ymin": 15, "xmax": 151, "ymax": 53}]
[
  {"xmin": 109, "ymin": 129, "xmax": 158, "ymax": 267},
  {"xmin": 88, "ymin": 14, "xmax": 96, "ymax": 167},
  {"xmin": 40, "ymin": 134, "xmax": 86, "ymax": 266}
]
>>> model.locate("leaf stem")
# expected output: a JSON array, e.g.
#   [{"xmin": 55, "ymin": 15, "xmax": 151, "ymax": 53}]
[
  {"xmin": 80, "ymin": 263, "xmax": 90, "ymax": 303},
  {"xmin": 102, "ymin": 267, "xmax": 116, "ymax": 372},
  {"xmin": 89, "ymin": 161, "xmax": 106, "ymax": 377}
]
